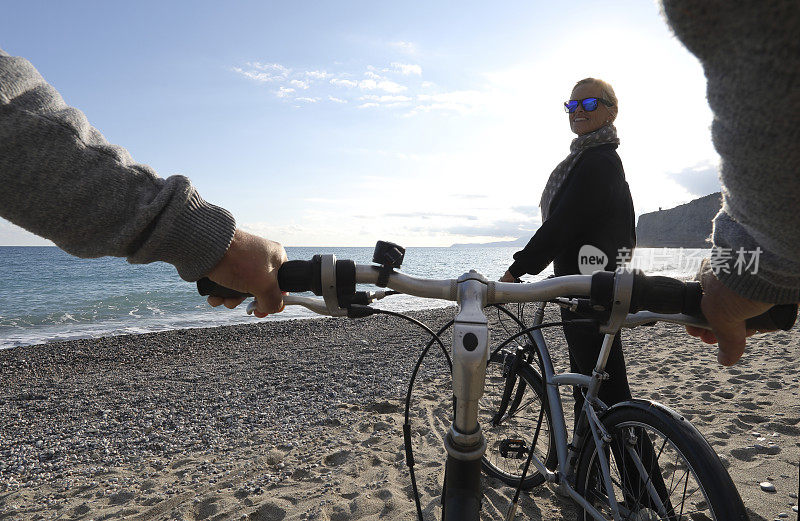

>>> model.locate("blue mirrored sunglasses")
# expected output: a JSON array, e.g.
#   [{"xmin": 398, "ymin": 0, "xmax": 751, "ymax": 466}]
[{"xmin": 564, "ymin": 97, "xmax": 613, "ymax": 113}]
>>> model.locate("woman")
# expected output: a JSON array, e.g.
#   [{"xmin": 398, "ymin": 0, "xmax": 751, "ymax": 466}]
[{"xmin": 500, "ymin": 77, "xmax": 636, "ymax": 418}]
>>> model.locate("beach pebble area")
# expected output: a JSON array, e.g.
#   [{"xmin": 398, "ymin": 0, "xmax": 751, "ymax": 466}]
[{"xmin": 1, "ymin": 306, "xmax": 799, "ymax": 520}]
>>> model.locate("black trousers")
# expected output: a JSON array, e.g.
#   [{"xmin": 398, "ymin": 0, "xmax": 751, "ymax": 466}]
[{"xmin": 560, "ymin": 308, "xmax": 632, "ymax": 420}]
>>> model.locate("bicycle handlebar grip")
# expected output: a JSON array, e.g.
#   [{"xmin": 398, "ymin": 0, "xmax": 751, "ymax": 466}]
[
  {"xmin": 743, "ymin": 304, "xmax": 798, "ymax": 331},
  {"xmin": 196, "ymin": 278, "xmax": 252, "ymax": 299},
  {"xmin": 197, "ymin": 257, "xmax": 329, "ymax": 300},
  {"xmin": 277, "ymin": 258, "xmax": 321, "ymax": 293},
  {"xmin": 630, "ymin": 274, "xmax": 701, "ymax": 315},
  {"xmin": 630, "ymin": 272, "xmax": 797, "ymax": 331}
]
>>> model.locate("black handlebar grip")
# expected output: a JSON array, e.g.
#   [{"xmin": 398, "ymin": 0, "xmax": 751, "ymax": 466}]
[
  {"xmin": 744, "ymin": 304, "xmax": 798, "ymax": 331},
  {"xmin": 197, "ymin": 257, "xmax": 325, "ymax": 299},
  {"xmin": 277, "ymin": 258, "xmax": 323, "ymax": 294},
  {"xmin": 631, "ymin": 273, "xmax": 797, "ymax": 331},
  {"xmin": 630, "ymin": 274, "xmax": 696, "ymax": 315},
  {"xmin": 196, "ymin": 278, "xmax": 252, "ymax": 299}
]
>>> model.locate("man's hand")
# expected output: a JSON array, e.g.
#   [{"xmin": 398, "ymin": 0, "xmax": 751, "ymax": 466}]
[
  {"xmin": 205, "ymin": 229, "xmax": 288, "ymax": 318},
  {"xmin": 685, "ymin": 268, "xmax": 771, "ymax": 366}
]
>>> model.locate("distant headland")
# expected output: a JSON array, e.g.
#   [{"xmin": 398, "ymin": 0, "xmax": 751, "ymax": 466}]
[{"xmin": 451, "ymin": 192, "xmax": 722, "ymax": 249}]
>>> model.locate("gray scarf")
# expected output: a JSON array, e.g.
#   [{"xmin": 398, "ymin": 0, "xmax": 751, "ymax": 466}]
[{"xmin": 539, "ymin": 124, "xmax": 620, "ymax": 219}]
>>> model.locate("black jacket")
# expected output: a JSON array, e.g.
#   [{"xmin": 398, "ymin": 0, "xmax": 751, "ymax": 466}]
[{"xmin": 508, "ymin": 144, "xmax": 636, "ymax": 278}]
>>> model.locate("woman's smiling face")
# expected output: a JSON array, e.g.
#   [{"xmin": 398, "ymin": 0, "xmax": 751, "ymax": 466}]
[{"xmin": 568, "ymin": 82, "xmax": 615, "ymax": 136}]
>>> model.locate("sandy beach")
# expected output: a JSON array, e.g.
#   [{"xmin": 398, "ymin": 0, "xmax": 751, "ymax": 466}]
[{"xmin": 1, "ymin": 306, "xmax": 798, "ymax": 521}]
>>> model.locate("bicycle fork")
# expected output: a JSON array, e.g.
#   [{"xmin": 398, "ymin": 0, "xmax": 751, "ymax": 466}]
[{"xmin": 442, "ymin": 272, "xmax": 490, "ymax": 521}]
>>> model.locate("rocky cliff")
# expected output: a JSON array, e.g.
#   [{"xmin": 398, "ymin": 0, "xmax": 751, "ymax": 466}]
[{"xmin": 635, "ymin": 192, "xmax": 721, "ymax": 248}]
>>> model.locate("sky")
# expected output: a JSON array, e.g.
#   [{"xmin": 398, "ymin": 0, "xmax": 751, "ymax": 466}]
[{"xmin": 0, "ymin": 0, "xmax": 721, "ymax": 248}]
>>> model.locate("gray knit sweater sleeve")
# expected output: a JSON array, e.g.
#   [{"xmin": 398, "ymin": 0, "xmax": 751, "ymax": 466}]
[
  {"xmin": 661, "ymin": 0, "xmax": 800, "ymax": 304},
  {"xmin": 0, "ymin": 48, "xmax": 236, "ymax": 281}
]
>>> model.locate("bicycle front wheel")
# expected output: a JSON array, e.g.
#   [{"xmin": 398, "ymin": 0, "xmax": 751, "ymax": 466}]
[
  {"xmin": 479, "ymin": 350, "xmax": 556, "ymax": 489},
  {"xmin": 575, "ymin": 400, "xmax": 747, "ymax": 521}
]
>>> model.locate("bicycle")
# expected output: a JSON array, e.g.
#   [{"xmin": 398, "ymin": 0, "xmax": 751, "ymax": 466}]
[{"xmin": 197, "ymin": 240, "xmax": 797, "ymax": 521}]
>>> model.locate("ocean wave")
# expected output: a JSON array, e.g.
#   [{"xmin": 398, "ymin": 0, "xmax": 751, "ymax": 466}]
[{"xmin": 1, "ymin": 246, "xmax": 704, "ymax": 350}]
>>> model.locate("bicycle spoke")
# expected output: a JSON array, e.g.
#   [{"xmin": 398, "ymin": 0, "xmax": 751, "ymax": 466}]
[
  {"xmin": 580, "ymin": 421, "xmax": 725, "ymax": 521},
  {"xmin": 679, "ymin": 468, "xmax": 690, "ymax": 519}
]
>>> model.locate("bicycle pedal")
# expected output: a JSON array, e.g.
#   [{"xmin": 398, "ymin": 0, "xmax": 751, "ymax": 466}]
[{"xmin": 499, "ymin": 439, "xmax": 528, "ymax": 459}]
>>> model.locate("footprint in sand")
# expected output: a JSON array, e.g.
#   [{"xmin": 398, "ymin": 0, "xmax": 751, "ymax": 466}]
[
  {"xmin": 292, "ymin": 468, "xmax": 312, "ymax": 480},
  {"xmin": 766, "ymin": 421, "xmax": 800, "ymax": 435},
  {"xmin": 324, "ymin": 450, "xmax": 352, "ymax": 466},
  {"xmin": 248, "ymin": 500, "xmax": 288, "ymax": 521},
  {"xmin": 71, "ymin": 503, "xmax": 91, "ymax": 517},
  {"xmin": 360, "ymin": 435, "xmax": 382, "ymax": 447},
  {"xmin": 366, "ymin": 401, "xmax": 402, "ymax": 414},
  {"xmin": 737, "ymin": 412, "xmax": 768, "ymax": 424},
  {"xmin": 730, "ymin": 444, "xmax": 781, "ymax": 462},
  {"xmin": 195, "ymin": 497, "xmax": 220, "ymax": 520},
  {"xmin": 738, "ymin": 373, "xmax": 761, "ymax": 381},
  {"xmin": 108, "ymin": 490, "xmax": 135, "ymax": 505}
]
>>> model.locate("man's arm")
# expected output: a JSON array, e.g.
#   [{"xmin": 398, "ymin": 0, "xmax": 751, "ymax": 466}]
[
  {"xmin": 0, "ymin": 48, "xmax": 235, "ymax": 282},
  {"xmin": 660, "ymin": 1, "xmax": 800, "ymax": 363}
]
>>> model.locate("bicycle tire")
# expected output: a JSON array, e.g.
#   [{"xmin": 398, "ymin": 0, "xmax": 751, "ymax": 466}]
[
  {"xmin": 574, "ymin": 400, "xmax": 747, "ymax": 521},
  {"xmin": 479, "ymin": 350, "xmax": 557, "ymax": 489}
]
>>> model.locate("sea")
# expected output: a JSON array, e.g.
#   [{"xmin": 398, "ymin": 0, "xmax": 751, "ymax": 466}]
[{"xmin": 0, "ymin": 246, "xmax": 709, "ymax": 350}]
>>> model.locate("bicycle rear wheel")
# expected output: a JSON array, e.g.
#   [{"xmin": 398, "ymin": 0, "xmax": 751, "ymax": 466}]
[
  {"xmin": 479, "ymin": 349, "xmax": 557, "ymax": 489},
  {"xmin": 575, "ymin": 400, "xmax": 747, "ymax": 521}
]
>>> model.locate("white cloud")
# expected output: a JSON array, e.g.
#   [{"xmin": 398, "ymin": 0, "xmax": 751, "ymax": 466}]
[
  {"xmin": 389, "ymin": 41, "xmax": 418, "ymax": 54},
  {"xmin": 358, "ymin": 78, "xmax": 378, "ymax": 90},
  {"xmin": 234, "ymin": 58, "xmax": 479, "ymax": 114},
  {"xmin": 305, "ymin": 70, "xmax": 330, "ymax": 79},
  {"xmin": 357, "ymin": 78, "xmax": 406, "ymax": 93},
  {"xmin": 410, "ymin": 90, "xmax": 487, "ymax": 115},
  {"xmin": 233, "ymin": 62, "xmax": 290, "ymax": 83},
  {"xmin": 391, "ymin": 62, "xmax": 422, "ymax": 76},
  {"xmin": 290, "ymin": 79, "xmax": 309, "ymax": 89},
  {"xmin": 248, "ymin": 62, "xmax": 290, "ymax": 75},
  {"xmin": 360, "ymin": 94, "xmax": 412, "ymax": 103},
  {"xmin": 231, "ymin": 68, "xmax": 273, "ymax": 83},
  {"xmin": 330, "ymin": 78, "xmax": 358, "ymax": 88}
]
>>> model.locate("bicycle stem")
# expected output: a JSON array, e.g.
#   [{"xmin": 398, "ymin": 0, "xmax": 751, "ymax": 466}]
[
  {"xmin": 442, "ymin": 271, "xmax": 490, "ymax": 521},
  {"xmin": 450, "ymin": 272, "xmax": 490, "ymax": 435}
]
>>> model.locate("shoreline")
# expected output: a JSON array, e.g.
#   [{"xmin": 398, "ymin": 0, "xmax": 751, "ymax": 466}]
[
  {"xmin": 0, "ymin": 302, "xmax": 455, "ymax": 352},
  {"xmin": 1, "ymin": 307, "xmax": 798, "ymax": 520}
]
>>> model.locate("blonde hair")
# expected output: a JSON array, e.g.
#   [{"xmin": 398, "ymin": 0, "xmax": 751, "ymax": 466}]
[{"xmin": 573, "ymin": 77, "xmax": 617, "ymax": 107}]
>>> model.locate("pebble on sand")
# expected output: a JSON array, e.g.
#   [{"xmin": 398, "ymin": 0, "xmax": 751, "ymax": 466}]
[{"xmin": 760, "ymin": 481, "xmax": 776, "ymax": 493}]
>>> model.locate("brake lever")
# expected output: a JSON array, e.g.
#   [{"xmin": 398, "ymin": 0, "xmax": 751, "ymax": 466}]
[
  {"xmin": 246, "ymin": 295, "xmax": 329, "ymax": 315},
  {"xmin": 246, "ymin": 290, "xmax": 395, "ymax": 316}
]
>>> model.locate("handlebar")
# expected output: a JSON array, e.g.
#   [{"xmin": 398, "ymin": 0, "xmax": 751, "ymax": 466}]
[
  {"xmin": 588, "ymin": 270, "xmax": 797, "ymax": 331},
  {"xmin": 197, "ymin": 257, "xmax": 797, "ymax": 332}
]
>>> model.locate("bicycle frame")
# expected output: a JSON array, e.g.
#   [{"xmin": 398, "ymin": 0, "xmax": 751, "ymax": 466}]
[
  {"xmin": 418, "ymin": 268, "xmax": 625, "ymax": 521},
  {"xmin": 495, "ymin": 300, "xmax": 684, "ymax": 521},
  {"xmin": 211, "ymin": 255, "xmax": 782, "ymax": 521},
  {"xmin": 442, "ymin": 270, "xmax": 637, "ymax": 521}
]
